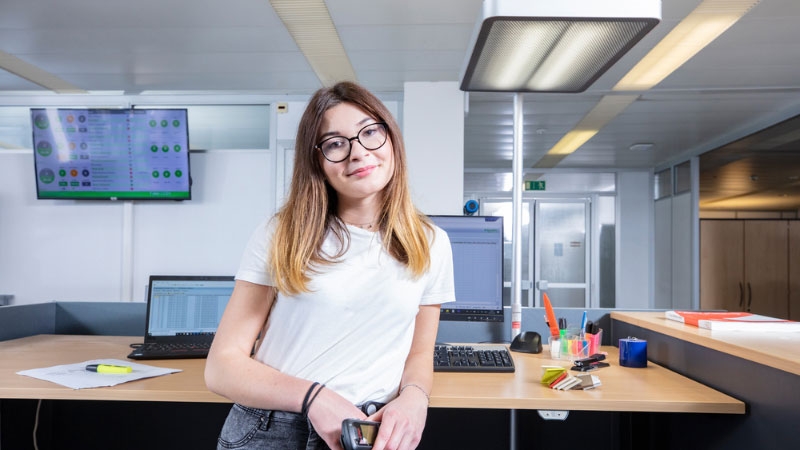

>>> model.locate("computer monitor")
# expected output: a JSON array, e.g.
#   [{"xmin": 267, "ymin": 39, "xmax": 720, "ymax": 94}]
[{"xmin": 429, "ymin": 215, "xmax": 504, "ymax": 322}]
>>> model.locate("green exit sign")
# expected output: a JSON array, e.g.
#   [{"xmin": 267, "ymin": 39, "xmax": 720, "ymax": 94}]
[{"xmin": 525, "ymin": 180, "xmax": 546, "ymax": 191}]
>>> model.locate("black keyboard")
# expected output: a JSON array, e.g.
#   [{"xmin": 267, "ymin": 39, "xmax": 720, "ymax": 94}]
[
  {"xmin": 433, "ymin": 344, "xmax": 515, "ymax": 373},
  {"xmin": 127, "ymin": 342, "xmax": 212, "ymax": 360}
]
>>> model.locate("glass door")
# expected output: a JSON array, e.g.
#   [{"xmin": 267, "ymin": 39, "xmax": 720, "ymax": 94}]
[
  {"xmin": 482, "ymin": 198, "xmax": 590, "ymax": 308},
  {"xmin": 481, "ymin": 200, "xmax": 532, "ymax": 307},
  {"xmin": 534, "ymin": 200, "xmax": 590, "ymax": 308}
]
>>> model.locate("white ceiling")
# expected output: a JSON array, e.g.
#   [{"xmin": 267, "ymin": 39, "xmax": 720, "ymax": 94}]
[{"xmin": 2, "ymin": 0, "xmax": 800, "ymax": 208}]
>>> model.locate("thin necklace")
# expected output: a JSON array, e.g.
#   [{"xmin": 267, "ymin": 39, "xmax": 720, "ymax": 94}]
[{"xmin": 347, "ymin": 221, "xmax": 374, "ymax": 230}]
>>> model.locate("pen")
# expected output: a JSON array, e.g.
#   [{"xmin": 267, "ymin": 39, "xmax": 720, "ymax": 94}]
[
  {"xmin": 580, "ymin": 311, "xmax": 588, "ymax": 338},
  {"xmin": 85, "ymin": 364, "xmax": 132, "ymax": 374}
]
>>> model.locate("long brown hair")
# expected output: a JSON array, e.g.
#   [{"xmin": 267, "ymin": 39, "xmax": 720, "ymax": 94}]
[{"xmin": 269, "ymin": 81, "xmax": 432, "ymax": 295}]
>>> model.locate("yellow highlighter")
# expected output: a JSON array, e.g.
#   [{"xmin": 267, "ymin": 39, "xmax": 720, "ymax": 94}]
[{"xmin": 85, "ymin": 364, "xmax": 132, "ymax": 374}]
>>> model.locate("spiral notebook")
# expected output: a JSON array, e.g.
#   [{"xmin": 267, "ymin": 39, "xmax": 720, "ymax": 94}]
[{"xmin": 127, "ymin": 275, "xmax": 235, "ymax": 360}]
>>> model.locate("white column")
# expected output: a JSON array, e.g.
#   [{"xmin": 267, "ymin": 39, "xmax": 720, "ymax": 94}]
[
  {"xmin": 617, "ymin": 171, "xmax": 653, "ymax": 309},
  {"xmin": 403, "ymin": 82, "xmax": 464, "ymax": 215}
]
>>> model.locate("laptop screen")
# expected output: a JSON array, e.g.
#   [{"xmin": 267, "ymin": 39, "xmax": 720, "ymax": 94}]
[{"xmin": 146, "ymin": 276, "xmax": 235, "ymax": 337}]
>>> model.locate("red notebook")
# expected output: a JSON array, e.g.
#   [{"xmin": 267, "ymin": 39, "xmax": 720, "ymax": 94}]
[{"xmin": 665, "ymin": 311, "xmax": 800, "ymax": 332}]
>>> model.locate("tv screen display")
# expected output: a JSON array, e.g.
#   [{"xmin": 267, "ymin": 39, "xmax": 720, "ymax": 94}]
[{"xmin": 31, "ymin": 108, "xmax": 191, "ymax": 200}]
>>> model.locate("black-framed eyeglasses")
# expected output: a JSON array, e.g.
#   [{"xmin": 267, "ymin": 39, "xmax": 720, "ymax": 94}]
[{"xmin": 315, "ymin": 122, "xmax": 388, "ymax": 163}]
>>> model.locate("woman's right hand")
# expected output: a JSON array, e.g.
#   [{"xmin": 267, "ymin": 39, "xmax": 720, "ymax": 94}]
[{"xmin": 307, "ymin": 386, "xmax": 367, "ymax": 450}]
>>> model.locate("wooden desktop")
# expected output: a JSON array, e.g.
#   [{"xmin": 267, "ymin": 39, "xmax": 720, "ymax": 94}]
[
  {"xmin": 610, "ymin": 311, "xmax": 800, "ymax": 375},
  {"xmin": 0, "ymin": 335, "xmax": 226, "ymax": 403},
  {"xmin": 2, "ymin": 332, "xmax": 750, "ymax": 449},
  {"xmin": 0, "ymin": 334, "xmax": 743, "ymax": 415}
]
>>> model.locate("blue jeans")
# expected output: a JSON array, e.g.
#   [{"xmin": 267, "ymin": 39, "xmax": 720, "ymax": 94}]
[{"xmin": 216, "ymin": 402, "xmax": 385, "ymax": 450}]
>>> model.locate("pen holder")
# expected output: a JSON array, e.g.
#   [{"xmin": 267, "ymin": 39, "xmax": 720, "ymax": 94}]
[
  {"xmin": 587, "ymin": 329, "xmax": 603, "ymax": 355},
  {"xmin": 560, "ymin": 327, "xmax": 578, "ymax": 356},
  {"xmin": 566, "ymin": 333, "xmax": 590, "ymax": 362}
]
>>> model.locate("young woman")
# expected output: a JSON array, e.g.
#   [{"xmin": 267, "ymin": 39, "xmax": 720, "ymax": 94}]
[{"xmin": 205, "ymin": 81, "xmax": 455, "ymax": 450}]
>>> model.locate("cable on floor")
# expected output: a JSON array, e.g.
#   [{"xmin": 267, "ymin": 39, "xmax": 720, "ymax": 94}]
[{"xmin": 33, "ymin": 399, "xmax": 41, "ymax": 450}]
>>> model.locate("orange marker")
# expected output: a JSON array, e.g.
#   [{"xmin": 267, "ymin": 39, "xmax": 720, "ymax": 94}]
[{"xmin": 543, "ymin": 292, "xmax": 559, "ymax": 338}]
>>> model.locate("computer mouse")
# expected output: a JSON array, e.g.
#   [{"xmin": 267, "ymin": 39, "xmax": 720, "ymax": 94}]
[{"xmin": 510, "ymin": 331, "xmax": 542, "ymax": 354}]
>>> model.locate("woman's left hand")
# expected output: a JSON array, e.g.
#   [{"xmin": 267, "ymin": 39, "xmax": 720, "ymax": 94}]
[{"xmin": 367, "ymin": 385, "xmax": 429, "ymax": 450}]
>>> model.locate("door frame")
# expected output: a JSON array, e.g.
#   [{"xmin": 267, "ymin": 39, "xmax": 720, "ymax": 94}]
[
  {"xmin": 533, "ymin": 198, "xmax": 591, "ymax": 308},
  {"xmin": 482, "ymin": 195, "xmax": 594, "ymax": 308}
]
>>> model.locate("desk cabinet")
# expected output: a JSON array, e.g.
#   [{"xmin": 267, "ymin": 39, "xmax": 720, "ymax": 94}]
[
  {"xmin": 611, "ymin": 311, "xmax": 800, "ymax": 450},
  {"xmin": 700, "ymin": 219, "xmax": 789, "ymax": 318}
]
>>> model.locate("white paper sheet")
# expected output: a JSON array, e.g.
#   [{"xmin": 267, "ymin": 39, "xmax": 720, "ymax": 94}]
[{"xmin": 17, "ymin": 358, "xmax": 181, "ymax": 389}]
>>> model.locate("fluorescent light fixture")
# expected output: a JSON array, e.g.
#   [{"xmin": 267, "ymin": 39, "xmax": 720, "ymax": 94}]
[
  {"xmin": 270, "ymin": 0, "xmax": 357, "ymax": 87},
  {"xmin": 0, "ymin": 51, "xmax": 87, "ymax": 94},
  {"xmin": 547, "ymin": 95, "xmax": 638, "ymax": 155},
  {"xmin": 615, "ymin": 0, "xmax": 762, "ymax": 91},
  {"xmin": 700, "ymin": 193, "xmax": 798, "ymax": 210},
  {"xmin": 538, "ymin": 0, "xmax": 760, "ymax": 165},
  {"xmin": 460, "ymin": 0, "xmax": 661, "ymax": 92},
  {"xmin": 548, "ymin": 130, "xmax": 600, "ymax": 156},
  {"xmin": 0, "ymin": 140, "xmax": 25, "ymax": 150}
]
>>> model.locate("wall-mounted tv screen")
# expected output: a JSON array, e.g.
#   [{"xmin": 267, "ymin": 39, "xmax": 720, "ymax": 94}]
[{"xmin": 31, "ymin": 108, "xmax": 191, "ymax": 200}]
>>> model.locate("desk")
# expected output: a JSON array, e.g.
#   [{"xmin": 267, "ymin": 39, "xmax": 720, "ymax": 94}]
[
  {"xmin": 432, "ymin": 345, "xmax": 742, "ymax": 414},
  {"xmin": 611, "ymin": 311, "xmax": 800, "ymax": 449},
  {"xmin": 1, "ymin": 334, "xmax": 743, "ymax": 449},
  {"xmin": 1, "ymin": 334, "xmax": 743, "ymax": 413},
  {"xmin": 611, "ymin": 311, "xmax": 800, "ymax": 375},
  {"xmin": 0, "ymin": 334, "xmax": 226, "ymax": 403}
]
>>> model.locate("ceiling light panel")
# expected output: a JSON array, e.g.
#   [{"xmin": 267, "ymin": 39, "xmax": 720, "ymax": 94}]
[
  {"xmin": 460, "ymin": 0, "xmax": 661, "ymax": 93},
  {"xmin": 544, "ymin": 94, "xmax": 638, "ymax": 158},
  {"xmin": 270, "ymin": 0, "xmax": 357, "ymax": 87},
  {"xmin": 614, "ymin": 0, "xmax": 762, "ymax": 91},
  {"xmin": 0, "ymin": 51, "xmax": 87, "ymax": 94}
]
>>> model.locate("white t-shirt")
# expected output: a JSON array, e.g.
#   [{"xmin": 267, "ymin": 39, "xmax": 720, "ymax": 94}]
[{"xmin": 236, "ymin": 218, "xmax": 455, "ymax": 404}]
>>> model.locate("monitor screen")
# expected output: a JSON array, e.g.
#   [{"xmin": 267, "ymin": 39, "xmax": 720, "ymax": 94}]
[
  {"xmin": 31, "ymin": 108, "xmax": 191, "ymax": 200},
  {"xmin": 429, "ymin": 215, "xmax": 504, "ymax": 322},
  {"xmin": 147, "ymin": 276, "xmax": 235, "ymax": 337}
]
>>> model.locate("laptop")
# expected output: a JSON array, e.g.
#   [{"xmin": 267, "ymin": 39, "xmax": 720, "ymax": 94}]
[{"xmin": 127, "ymin": 275, "xmax": 235, "ymax": 360}]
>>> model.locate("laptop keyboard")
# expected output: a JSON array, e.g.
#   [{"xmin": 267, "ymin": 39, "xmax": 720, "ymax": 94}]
[
  {"xmin": 433, "ymin": 344, "xmax": 515, "ymax": 373},
  {"xmin": 127, "ymin": 342, "xmax": 212, "ymax": 360}
]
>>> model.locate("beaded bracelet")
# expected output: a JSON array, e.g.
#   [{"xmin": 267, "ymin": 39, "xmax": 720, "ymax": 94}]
[{"xmin": 399, "ymin": 383, "xmax": 430, "ymax": 405}]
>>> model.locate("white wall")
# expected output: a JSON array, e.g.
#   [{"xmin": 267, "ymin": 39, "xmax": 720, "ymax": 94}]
[
  {"xmin": 616, "ymin": 171, "xmax": 653, "ymax": 309},
  {"xmin": 0, "ymin": 150, "xmax": 273, "ymax": 305},
  {"xmin": 129, "ymin": 150, "xmax": 273, "ymax": 303},
  {"xmin": 403, "ymin": 82, "xmax": 464, "ymax": 215},
  {"xmin": 0, "ymin": 152, "xmax": 124, "ymax": 303}
]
